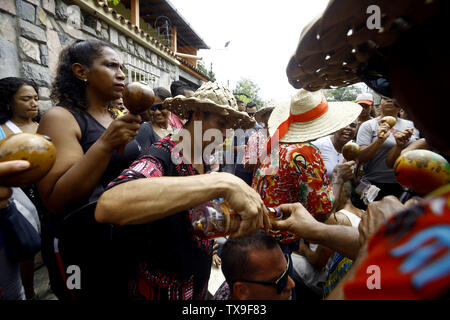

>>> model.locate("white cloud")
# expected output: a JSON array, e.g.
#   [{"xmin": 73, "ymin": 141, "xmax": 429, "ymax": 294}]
[{"xmin": 169, "ymin": 0, "xmax": 329, "ymax": 101}]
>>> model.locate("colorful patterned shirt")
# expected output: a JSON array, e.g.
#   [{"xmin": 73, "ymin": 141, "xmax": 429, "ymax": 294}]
[
  {"xmin": 212, "ymin": 281, "xmax": 231, "ymax": 300},
  {"xmin": 252, "ymin": 142, "xmax": 334, "ymax": 244},
  {"xmin": 343, "ymin": 185, "xmax": 450, "ymax": 299},
  {"xmin": 107, "ymin": 137, "xmax": 214, "ymax": 300}
]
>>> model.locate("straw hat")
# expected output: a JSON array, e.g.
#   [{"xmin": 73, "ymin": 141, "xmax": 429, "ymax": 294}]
[
  {"xmin": 286, "ymin": 0, "xmax": 441, "ymax": 91},
  {"xmin": 268, "ymin": 89, "xmax": 361, "ymax": 143},
  {"xmin": 163, "ymin": 82, "xmax": 256, "ymax": 130},
  {"xmin": 254, "ymin": 105, "xmax": 275, "ymax": 123}
]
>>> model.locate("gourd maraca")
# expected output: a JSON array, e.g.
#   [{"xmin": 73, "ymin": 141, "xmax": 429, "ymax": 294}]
[
  {"xmin": 342, "ymin": 141, "xmax": 360, "ymax": 161},
  {"xmin": 394, "ymin": 149, "xmax": 450, "ymax": 194},
  {"xmin": 119, "ymin": 82, "xmax": 155, "ymax": 154},
  {"xmin": 380, "ymin": 116, "xmax": 397, "ymax": 128},
  {"xmin": 0, "ymin": 133, "xmax": 56, "ymax": 186},
  {"xmin": 122, "ymin": 82, "xmax": 155, "ymax": 115}
]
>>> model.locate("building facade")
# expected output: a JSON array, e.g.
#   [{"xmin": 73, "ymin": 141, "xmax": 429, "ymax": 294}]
[{"xmin": 0, "ymin": 0, "xmax": 209, "ymax": 113}]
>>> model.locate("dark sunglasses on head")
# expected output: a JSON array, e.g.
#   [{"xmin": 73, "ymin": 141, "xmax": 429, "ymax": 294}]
[
  {"xmin": 151, "ymin": 104, "xmax": 166, "ymax": 111},
  {"xmin": 232, "ymin": 253, "xmax": 290, "ymax": 294}
]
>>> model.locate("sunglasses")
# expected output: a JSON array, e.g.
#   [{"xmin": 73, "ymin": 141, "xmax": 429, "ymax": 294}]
[
  {"xmin": 151, "ymin": 104, "xmax": 166, "ymax": 111},
  {"xmin": 233, "ymin": 253, "xmax": 290, "ymax": 294},
  {"xmin": 247, "ymin": 113, "xmax": 256, "ymax": 117}
]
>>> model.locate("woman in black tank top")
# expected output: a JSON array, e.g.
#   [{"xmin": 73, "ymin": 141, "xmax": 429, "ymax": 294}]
[{"xmin": 36, "ymin": 40, "xmax": 152, "ymax": 300}]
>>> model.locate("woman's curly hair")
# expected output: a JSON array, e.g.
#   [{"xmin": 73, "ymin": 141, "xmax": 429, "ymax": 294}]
[
  {"xmin": 50, "ymin": 39, "xmax": 115, "ymax": 111},
  {"xmin": 0, "ymin": 77, "xmax": 38, "ymax": 125}
]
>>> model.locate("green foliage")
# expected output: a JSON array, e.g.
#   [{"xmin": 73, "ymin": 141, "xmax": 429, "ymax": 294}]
[
  {"xmin": 233, "ymin": 78, "xmax": 263, "ymax": 109},
  {"xmin": 197, "ymin": 61, "xmax": 216, "ymax": 81},
  {"xmin": 108, "ymin": 0, "xmax": 121, "ymax": 5},
  {"xmin": 207, "ymin": 69, "xmax": 216, "ymax": 82},
  {"xmin": 197, "ymin": 61, "xmax": 208, "ymax": 76},
  {"xmin": 323, "ymin": 85, "xmax": 363, "ymax": 102}
]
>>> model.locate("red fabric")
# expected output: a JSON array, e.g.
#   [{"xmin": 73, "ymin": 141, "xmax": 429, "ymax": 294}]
[
  {"xmin": 168, "ymin": 112, "xmax": 184, "ymax": 130},
  {"xmin": 252, "ymin": 142, "xmax": 334, "ymax": 243},
  {"xmin": 267, "ymin": 93, "xmax": 328, "ymax": 151},
  {"xmin": 344, "ymin": 187, "xmax": 450, "ymax": 299}
]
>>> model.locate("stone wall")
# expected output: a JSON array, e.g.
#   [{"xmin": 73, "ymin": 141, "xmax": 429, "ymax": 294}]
[{"xmin": 0, "ymin": 0, "xmax": 191, "ymax": 114}]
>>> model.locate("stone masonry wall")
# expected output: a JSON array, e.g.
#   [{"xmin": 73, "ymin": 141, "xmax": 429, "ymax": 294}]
[{"xmin": 0, "ymin": 0, "xmax": 181, "ymax": 114}]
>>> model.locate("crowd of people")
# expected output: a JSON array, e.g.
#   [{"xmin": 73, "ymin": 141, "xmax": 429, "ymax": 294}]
[{"xmin": 0, "ymin": 0, "xmax": 449, "ymax": 301}]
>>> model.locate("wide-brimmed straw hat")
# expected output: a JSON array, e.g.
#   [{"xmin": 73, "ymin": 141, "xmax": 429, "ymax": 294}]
[
  {"xmin": 267, "ymin": 89, "xmax": 361, "ymax": 143},
  {"xmin": 286, "ymin": 0, "xmax": 441, "ymax": 93},
  {"xmin": 254, "ymin": 105, "xmax": 275, "ymax": 123},
  {"xmin": 163, "ymin": 82, "xmax": 256, "ymax": 130}
]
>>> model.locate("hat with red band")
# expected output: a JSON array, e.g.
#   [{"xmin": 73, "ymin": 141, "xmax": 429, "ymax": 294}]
[{"xmin": 267, "ymin": 89, "xmax": 361, "ymax": 145}]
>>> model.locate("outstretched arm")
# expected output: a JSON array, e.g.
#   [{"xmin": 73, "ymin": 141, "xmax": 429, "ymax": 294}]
[
  {"xmin": 96, "ymin": 172, "xmax": 270, "ymax": 238},
  {"xmin": 272, "ymin": 203, "xmax": 361, "ymax": 260}
]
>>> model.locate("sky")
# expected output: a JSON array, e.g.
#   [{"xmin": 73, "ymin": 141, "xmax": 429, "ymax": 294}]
[{"xmin": 169, "ymin": 0, "xmax": 330, "ymax": 102}]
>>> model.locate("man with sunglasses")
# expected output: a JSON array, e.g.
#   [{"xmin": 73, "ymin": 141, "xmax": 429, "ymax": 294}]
[
  {"xmin": 218, "ymin": 230, "xmax": 295, "ymax": 300},
  {"xmin": 245, "ymin": 102, "xmax": 257, "ymax": 118}
]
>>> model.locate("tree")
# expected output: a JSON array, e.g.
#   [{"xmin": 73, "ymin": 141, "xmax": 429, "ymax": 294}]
[
  {"xmin": 197, "ymin": 61, "xmax": 216, "ymax": 82},
  {"xmin": 233, "ymin": 78, "xmax": 263, "ymax": 109},
  {"xmin": 197, "ymin": 61, "xmax": 208, "ymax": 76},
  {"xmin": 323, "ymin": 85, "xmax": 363, "ymax": 102}
]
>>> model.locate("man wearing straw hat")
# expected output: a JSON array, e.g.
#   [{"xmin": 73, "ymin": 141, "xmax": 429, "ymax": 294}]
[
  {"xmin": 252, "ymin": 89, "xmax": 361, "ymax": 298},
  {"xmin": 274, "ymin": 0, "xmax": 450, "ymax": 300},
  {"xmin": 95, "ymin": 82, "xmax": 270, "ymax": 300}
]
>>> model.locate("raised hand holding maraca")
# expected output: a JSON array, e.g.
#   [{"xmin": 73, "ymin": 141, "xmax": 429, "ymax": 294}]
[
  {"xmin": 97, "ymin": 113, "xmax": 142, "ymax": 155},
  {"xmin": 378, "ymin": 116, "xmax": 397, "ymax": 141},
  {"xmin": 114, "ymin": 82, "xmax": 155, "ymax": 154}
]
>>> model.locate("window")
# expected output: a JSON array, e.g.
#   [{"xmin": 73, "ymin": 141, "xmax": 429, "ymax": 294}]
[{"xmin": 123, "ymin": 53, "xmax": 159, "ymax": 85}]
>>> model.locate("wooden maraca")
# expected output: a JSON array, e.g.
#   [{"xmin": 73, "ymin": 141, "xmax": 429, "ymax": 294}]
[
  {"xmin": 342, "ymin": 141, "xmax": 360, "ymax": 161},
  {"xmin": 342, "ymin": 141, "xmax": 361, "ymax": 180},
  {"xmin": 118, "ymin": 82, "xmax": 155, "ymax": 154},
  {"xmin": 394, "ymin": 149, "xmax": 450, "ymax": 194},
  {"xmin": 122, "ymin": 81, "xmax": 155, "ymax": 115},
  {"xmin": 380, "ymin": 116, "xmax": 397, "ymax": 129},
  {"xmin": 0, "ymin": 133, "xmax": 56, "ymax": 186}
]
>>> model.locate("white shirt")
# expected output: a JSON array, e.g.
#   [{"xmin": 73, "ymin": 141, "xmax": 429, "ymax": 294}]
[{"xmin": 311, "ymin": 135, "xmax": 344, "ymax": 180}]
